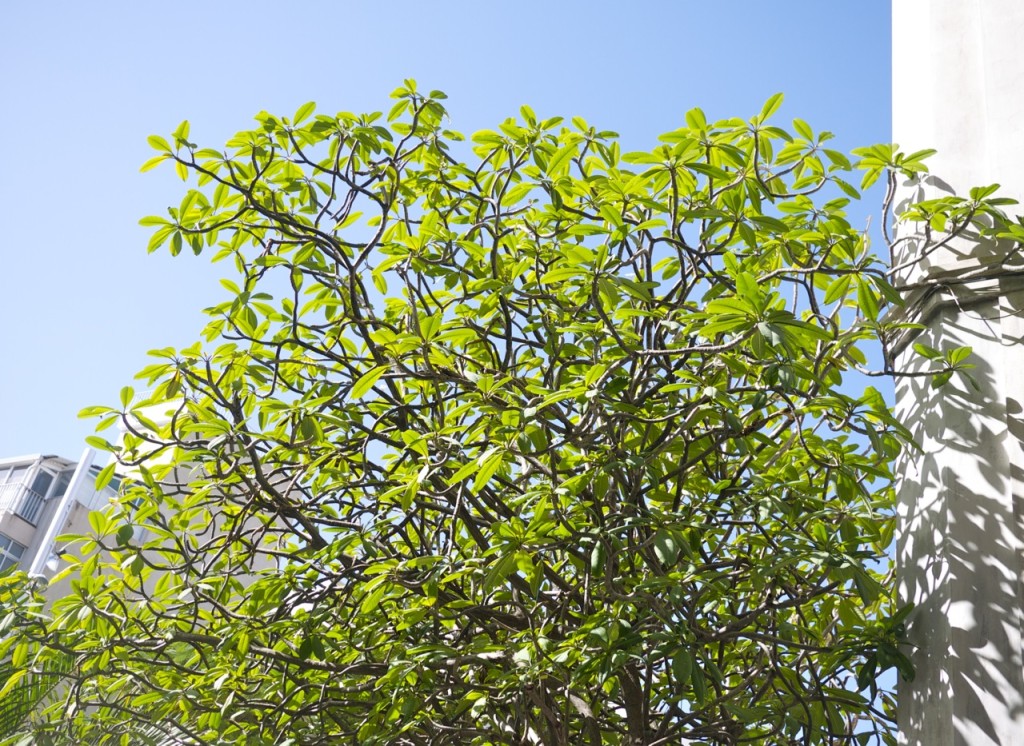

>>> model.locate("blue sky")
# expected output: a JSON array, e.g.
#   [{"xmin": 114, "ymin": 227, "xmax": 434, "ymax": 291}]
[{"xmin": 0, "ymin": 1, "xmax": 892, "ymax": 460}]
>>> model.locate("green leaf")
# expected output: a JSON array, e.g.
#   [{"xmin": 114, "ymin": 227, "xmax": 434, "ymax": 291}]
[
  {"xmin": 793, "ymin": 118, "xmax": 813, "ymax": 140},
  {"xmin": 652, "ymin": 531, "xmax": 679, "ymax": 566},
  {"xmin": 140, "ymin": 154, "xmax": 169, "ymax": 172},
  {"xmin": 685, "ymin": 107, "xmax": 707, "ymax": 130},
  {"xmin": 387, "ymin": 98, "xmax": 409, "ymax": 122},
  {"xmin": 857, "ymin": 655, "xmax": 877, "ymax": 691},
  {"xmin": 483, "ymin": 552, "xmax": 516, "ymax": 592},
  {"xmin": 293, "ymin": 101, "xmax": 316, "ymax": 124},
  {"xmin": 824, "ymin": 276, "xmax": 852, "ymax": 305},
  {"xmin": 860, "ymin": 167, "xmax": 883, "ymax": 190},
  {"xmin": 85, "ymin": 436, "xmax": 112, "ymax": 452},
  {"xmin": 857, "ymin": 278, "xmax": 879, "ymax": 318},
  {"xmin": 471, "ymin": 129, "xmax": 505, "ymax": 147},
  {"xmin": 87, "ymin": 509, "xmax": 108, "ymax": 536},
  {"xmin": 361, "ymin": 576, "xmax": 390, "ymax": 613},
  {"xmin": 546, "ymin": 143, "xmax": 576, "ymax": 178},
  {"xmin": 446, "ymin": 460, "xmax": 481, "ymax": 486},
  {"xmin": 94, "ymin": 463, "xmax": 116, "ymax": 491},
  {"xmin": 147, "ymin": 135, "xmax": 172, "ymax": 152},
  {"xmin": 759, "ymin": 93, "xmax": 784, "ymax": 122},
  {"xmin": 0, "ymin": 668, "xmax": 26, "ymax": 699},
  {"xmin": 912, "ymin": 343, "xmax": 942, "ymax": 360},
  {"xmin": 502, "ymin": 181, "xmax": 535, "ymax": 205},
  {"xmin": 672, "ymin": 649, "xmax": 693, "ymax": 685},
  {"xmin": 903, "ymin": 148, "xmax": 937, "ymax": 165},
  {"xmin": 691, "ymin": 659, "xmax": 708, "ymax": 704},
  {"xmin": 853, "ymin": 569, "xmax": 882, "ymax": 605},
  {"xmin": 947, "ymin": 346, "xmax": 973, "ymax": 366},
  {"xmin": 473, "ymin": 449, "xmax": 504, "ymax": 493},
  {"xmin": 171, "ymin": 121, "xmax": 191, "ymax": 149},
  {"xmin": 834, "ymin": 177, "xmax": 861, "ymax": 199},
  {"xmin": 540, "ymin": 266, "xmax": 582, "ymax": 284},
  {"xmin": 350, "ymin": 365, "xmax": 387, "ymax": 399},
  {"xmin": 115, "ymin": 525, "xmax": 134, "ymax": 547}
]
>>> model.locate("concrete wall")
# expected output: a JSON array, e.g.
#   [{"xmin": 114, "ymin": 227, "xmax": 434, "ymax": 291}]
[{"xmin": 893, "ymin": 2, "xmax": 1024, "ymax": 744}]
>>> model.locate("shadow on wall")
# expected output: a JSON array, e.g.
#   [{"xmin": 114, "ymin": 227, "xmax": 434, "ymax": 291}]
[{"xmin": 895, "ymin": 257, "xmax": 1024, "ymax": 744}]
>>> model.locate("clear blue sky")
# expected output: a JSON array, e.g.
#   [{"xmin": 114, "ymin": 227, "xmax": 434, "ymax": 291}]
[{"xmin": 0, "ymin": 1, "xmax": 892, "ymax": 460}]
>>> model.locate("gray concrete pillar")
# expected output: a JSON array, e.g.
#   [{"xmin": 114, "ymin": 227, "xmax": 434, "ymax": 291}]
[{"xmin": 893, "ymin": 2, "xmax": 1024, "ymax": 744}]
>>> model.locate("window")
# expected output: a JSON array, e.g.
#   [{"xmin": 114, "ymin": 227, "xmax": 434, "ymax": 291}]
[
  {"xmin": 0, "ymin": 463, "xmax": 74, "ymax": 524},
  {"xmin": 0, "ymin": 465, "xmax": 32, "ymax": 515},
  {"xmin": 0, "ymin": 463, "xmax": 53, "ymax": 525},
  {"xmin": 14, "ymin": 468, "xmax": 56, "ymax": 524},
  {"xmin": 51, "ymin": 470, "xmax": 72, "ymax": 499},
  {"xmin": 31, "ymin": 470, "xmax": 53, "ymax": 497},
  {"xmin": 0, "ymin": 465, "xmax": 29, "ymax": 486},
  {"xmin": 15, "ymin": 489, "xmax": 45, "ymax": 525},
  {"xmin": 0, "ymin": 532, "xmax": 26, "ymax": 572}
]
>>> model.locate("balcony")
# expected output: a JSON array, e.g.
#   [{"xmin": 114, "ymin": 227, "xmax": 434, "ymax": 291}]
[{"xmin": 0, "ymin": 481, "xmax": 46, "ymax": 525}]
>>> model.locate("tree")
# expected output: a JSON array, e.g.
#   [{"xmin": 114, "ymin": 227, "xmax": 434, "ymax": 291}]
[{"xmin": 1, "ymin": 82, "xmax": 1015, "ymax": 745}]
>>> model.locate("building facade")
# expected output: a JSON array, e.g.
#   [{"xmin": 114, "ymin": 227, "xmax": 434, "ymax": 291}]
[{"xmin": 0, "ymin": 450, "xmax": 118, "ymax": 584}]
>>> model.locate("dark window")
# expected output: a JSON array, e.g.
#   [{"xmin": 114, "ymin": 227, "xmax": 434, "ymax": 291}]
[
  {"xmin": 31, "ymin": 470, "xmax": 53, "ymax": 497},
  {"xmin": 0, "ymin": 532, "xmax": 26, "ymax": 572}
]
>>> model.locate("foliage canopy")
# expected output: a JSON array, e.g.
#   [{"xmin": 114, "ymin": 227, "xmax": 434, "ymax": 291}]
[{"xmin": 2, "ymin": 82, "xmax": 1014, "ymax": 745}]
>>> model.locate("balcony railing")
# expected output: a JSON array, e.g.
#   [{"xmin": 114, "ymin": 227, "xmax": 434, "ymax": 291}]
[{"xmin": 0, "ymin": 482, "xmax": 46, "ymax": 525}]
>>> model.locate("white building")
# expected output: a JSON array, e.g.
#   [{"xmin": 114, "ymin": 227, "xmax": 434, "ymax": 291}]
[{"xmin": 0, "ymin": 450, "xmax": 118, "ymax": 584}]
